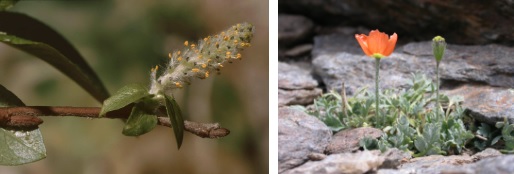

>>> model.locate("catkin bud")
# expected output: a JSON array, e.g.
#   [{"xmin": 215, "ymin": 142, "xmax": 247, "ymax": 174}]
[
  {"xmin": 432, "ymin": 36, "xmax": 446, "ymax": 62},
  {"xmin": 149, "ymin": 23, "xmax": 254, "ymax": 95}
]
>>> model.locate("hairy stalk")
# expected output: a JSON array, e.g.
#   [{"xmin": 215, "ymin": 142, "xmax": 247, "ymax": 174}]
[
  {"xmin": 375, "ymin": 58, "xmax": 381, "ymax": 126},
  {"xmin": 436, "ymin": 61, "xmax": 440, "ymax": 119}
]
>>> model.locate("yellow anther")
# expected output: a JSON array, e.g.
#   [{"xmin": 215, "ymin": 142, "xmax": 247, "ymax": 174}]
[
  {"xmin": 218, "ymin": 63, "xmax": 223, "ymax": 68},
  {"xmin": 175, "ymin": 82, "xmax": 183, "ymax": 88},
  {"xmin": 226, "ymin": 51, "xmax": 231, "ymax": 59},
  {"xmin": 234, "ymin": 40, "xmax": 238, "ymax": 44},
  {"xmin": 221, "ymin": 32, "xmax": 225, "ymax": 35},
  {"xmin": 237, "ymin": 23, "xmax": 241, "ymax": 28},
  {"xmin": 198, "ymin": 55, "xmax": 203, "ymax": 59},
  {"xmin": 192, "ymin": 68, "xmax": 200, "ymax": 73},
  {"xmin": 168, "ymin": 53, "xmax": 172, "ymax": 59},
  {"xmin": 177, "ymin": 56, "xmax": 183, "ymax": 61},
  {"xmin": 191, "ymin": 44, "xmax": 196, "ymax": 49},
  {"xmin": 236, "ymin": 53, "xmax": 242, "ymax": 59},
  {"xmin": 201, "ymin": 63, "xmax": 207, "ymax": 68},
  {"xmin": 177, "ymin": 51, "xmax": 181, "ymax": 55},
  {"xmin": 184, "ymin": 41, "xmax": 189, "ymax": 46},
  {"xmin": 204, "ymin": 37, "xmax": 208, "ymax": 42},
  {"xmin": 207, "ymin": 59, "xmax": 212, "ymax": 63},
  {"xmin": 223, "ymin": 36, "xmax": 229, "ymax": 41},
  {"xmin": 205, "ymin": 71, "xmax": 209, "ymax": 78}
]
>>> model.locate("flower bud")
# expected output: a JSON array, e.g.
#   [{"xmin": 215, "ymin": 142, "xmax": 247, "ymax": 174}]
[{"xmin": 432, "ymin": 36, "xmax": 446, "ymax": 62}]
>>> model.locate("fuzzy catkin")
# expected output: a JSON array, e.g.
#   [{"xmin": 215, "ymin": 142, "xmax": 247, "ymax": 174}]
[{"xmin": 149, "ymin": 23, "xmax": 254, "ymax": 95}]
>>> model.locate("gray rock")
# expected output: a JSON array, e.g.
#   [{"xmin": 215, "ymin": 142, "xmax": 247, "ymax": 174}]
[
  {"xmin": 279, "ymin": 62, "xmax": 322, "ymax": 106},
  {"xmin": 308, "ymin": 152, "xmax": 327, "ymax": 161},
  {"xmin": 399, "ymin": 155, "xmax": 474, "ymax": 174},
  {"xmin": 312, "ymin": 41, "xmax": 514, "ymax": 94},
  {"xmin": 443, "ymin": 85, "xmax": 514, "ymax": 125},
  {"xmin": 471, "ymin": 148, "xmax": 502, "ymax": 161},
  {"xmin": 377, "ymin": 169, "xmax": 416, "ymax": 174},
  {"xmin": 471, "ymin": 155, "xmax": 514, "ymax": 174},
  {"xmin": 313, "ymin": 34, "xmax": 363, "ymax": 57},
  {"xmin": 312, "ymin": 52, "xmax": 435, "ymax": 95},
  {"xmin": 284, "ymin": 151, "xmax": 385, "ymax": 174},
  {"xmin": 326, "ymin": 127, "xmax": 383, "ymax": 154},
  {"xmin": 279, "ymin": 0, "xmax": 514, "ymax": 45},
  {"xmin": 284, "ymin": 44, "xmax": 313, "ymax": 57},
  {"xmin": 380, "ymin": 148, "xmax": 412, "ymax": 169},
  {"xmin": 279, "ymin": 14, "xmax": 314, "ymax": 47},
  {"xmin": 279, "ymin": 107, "xmax": 332, "ymax": 173},
  {"xmin": 405, "ymin": 42, "xmax": 514, "ymax": 88},
  {"xmin": 278, "ymin": 88, "xmax": 322, "ymax": 106},
  {"xmin": 279, "ymin": 62, "xmax": 318, "ymax": 90}
]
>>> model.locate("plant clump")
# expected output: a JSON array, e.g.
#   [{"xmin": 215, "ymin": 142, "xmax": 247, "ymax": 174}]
[{"xmin": 306, "ymin": 74, "xmax": 474, "ymax": 156}]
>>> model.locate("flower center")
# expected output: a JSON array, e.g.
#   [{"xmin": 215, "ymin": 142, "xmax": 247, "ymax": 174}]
[{"xmin": 372, "ymin": 53, "xmax": 385, "ymax": 59}]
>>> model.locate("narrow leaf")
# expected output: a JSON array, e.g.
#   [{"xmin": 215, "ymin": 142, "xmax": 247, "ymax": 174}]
[
  {"xmin": 164, "ymin": 95, "xmax": 185, "ymax": 149},
  {"xmin": 100, "ymin": 83, "xmax": 148, "ymax": 116},
  {"xmin": 122, "ymin": 103, "xmax": 157, "ymax": 136},
  {"xmin": 0, "ymin": 11, "xmax": 109, "ymax": 102},
  {"xmin": 0, "ymin": 85, "xmax": 46, "ymax": 165},
  {"xmin": 0, "ymin": 84, "xmax": 24, "ymax": 106}
]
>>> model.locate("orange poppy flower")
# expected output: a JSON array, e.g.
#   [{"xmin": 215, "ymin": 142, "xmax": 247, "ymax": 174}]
[{"xmin": 355, "ymin": 30, "xmax": 398, "ymax": 58}]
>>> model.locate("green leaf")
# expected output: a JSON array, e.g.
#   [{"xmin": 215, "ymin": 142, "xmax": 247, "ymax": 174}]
[
  {"xmin": 0, "ymin": 11, "xmax": 109, "ymax": 102},
  {"xmin": 0, "ymin": 0, "xmax": 18, "ymax": 11},
  {"xmin": 0, "ymin": 85, "xmax": 46, "ymax": 165},
  {"xmin": 100, "ymin": 83, "xmax": 148, "ymax": 116},
  {"xmin": 164, "ymin": 95, "xmax": 185, "ymax": 149},
  {"xmin": 122, "ymin": 103, "xmax": 157, "ymax": 136},
  {"xmin": 323, "ymin": 116, "xmax": 344, "ymax": 132},
  {"xmin": 491, "ymin": 136, "xmax": 502, "ymax": 146},
  {"xmin": 0, "ymin": 128, "xmax": 47, "ymax": 165}
]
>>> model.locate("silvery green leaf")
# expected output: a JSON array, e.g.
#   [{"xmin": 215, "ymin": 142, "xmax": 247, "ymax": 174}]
[{"xmin": 0, "ymin": 84, "xmax": 46, "ymax": 165}]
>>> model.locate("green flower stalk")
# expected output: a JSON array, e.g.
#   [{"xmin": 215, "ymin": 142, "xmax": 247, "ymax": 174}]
[
  {"xmin": 149, "ymin": 23, "xmax": 254, "ymax": 96},
  {"xmin": 432, "ymin": 36, "xmax": 446, "ymax": 119}
]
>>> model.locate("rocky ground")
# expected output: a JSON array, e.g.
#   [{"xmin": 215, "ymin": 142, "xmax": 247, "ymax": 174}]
[{"xmin": 278, "ymin": 1, "xmax": 514, "ymax": 173}]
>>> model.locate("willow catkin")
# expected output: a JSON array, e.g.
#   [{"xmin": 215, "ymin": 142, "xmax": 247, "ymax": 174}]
[{"xmin": 149, "ymin": 23, "xmax": 254, "ymax": 95}]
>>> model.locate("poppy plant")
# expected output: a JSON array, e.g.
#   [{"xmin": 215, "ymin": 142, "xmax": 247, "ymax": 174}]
[{"xmin": 355, "ymin": 30, "xmax": 397, "ymax": 125}]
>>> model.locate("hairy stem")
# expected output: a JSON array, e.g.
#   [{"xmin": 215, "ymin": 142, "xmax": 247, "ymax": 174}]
[
  {"xmin": 0, "ymin": 106, "xmax": 229, "ymax": 138},
  {"xmin": 436, "ymin": 62, "xmax": 440, "ymax": 119},
  {"xmin": 375, "ymin": 58, "xmax": 381, "ymax": 126}
]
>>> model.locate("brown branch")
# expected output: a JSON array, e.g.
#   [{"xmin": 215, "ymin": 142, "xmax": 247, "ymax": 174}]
[{"xmin": 0, "ymin": 106, "xmax": 229, "ymax": 138}]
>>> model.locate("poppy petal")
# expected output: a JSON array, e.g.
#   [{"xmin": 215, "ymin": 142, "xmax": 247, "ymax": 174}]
[
  {"xmin": 383, "ymin": 33, "xmax": 398, "ymax": 56},
  {"xmin": 367, "ymin": 30, "xmax": 382, "ymax": 54},
  {"xmin": 355, "ymin": 34, "xmax": 372, "ymax": 56}
]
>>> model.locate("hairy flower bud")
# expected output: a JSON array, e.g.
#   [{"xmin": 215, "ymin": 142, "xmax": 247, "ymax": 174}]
[
  {"xmin": 149, "ymin": 23, "xmax": 254, "ymax": 95},
  {"xmin": 432, "ymin": 36, "xmax": 446, "ymax": 62}
]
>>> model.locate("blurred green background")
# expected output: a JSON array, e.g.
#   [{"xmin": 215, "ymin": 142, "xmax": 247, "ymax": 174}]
[{"xmin": 0, "ymin": 0, "xmax": 268, "ymax": 173}]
